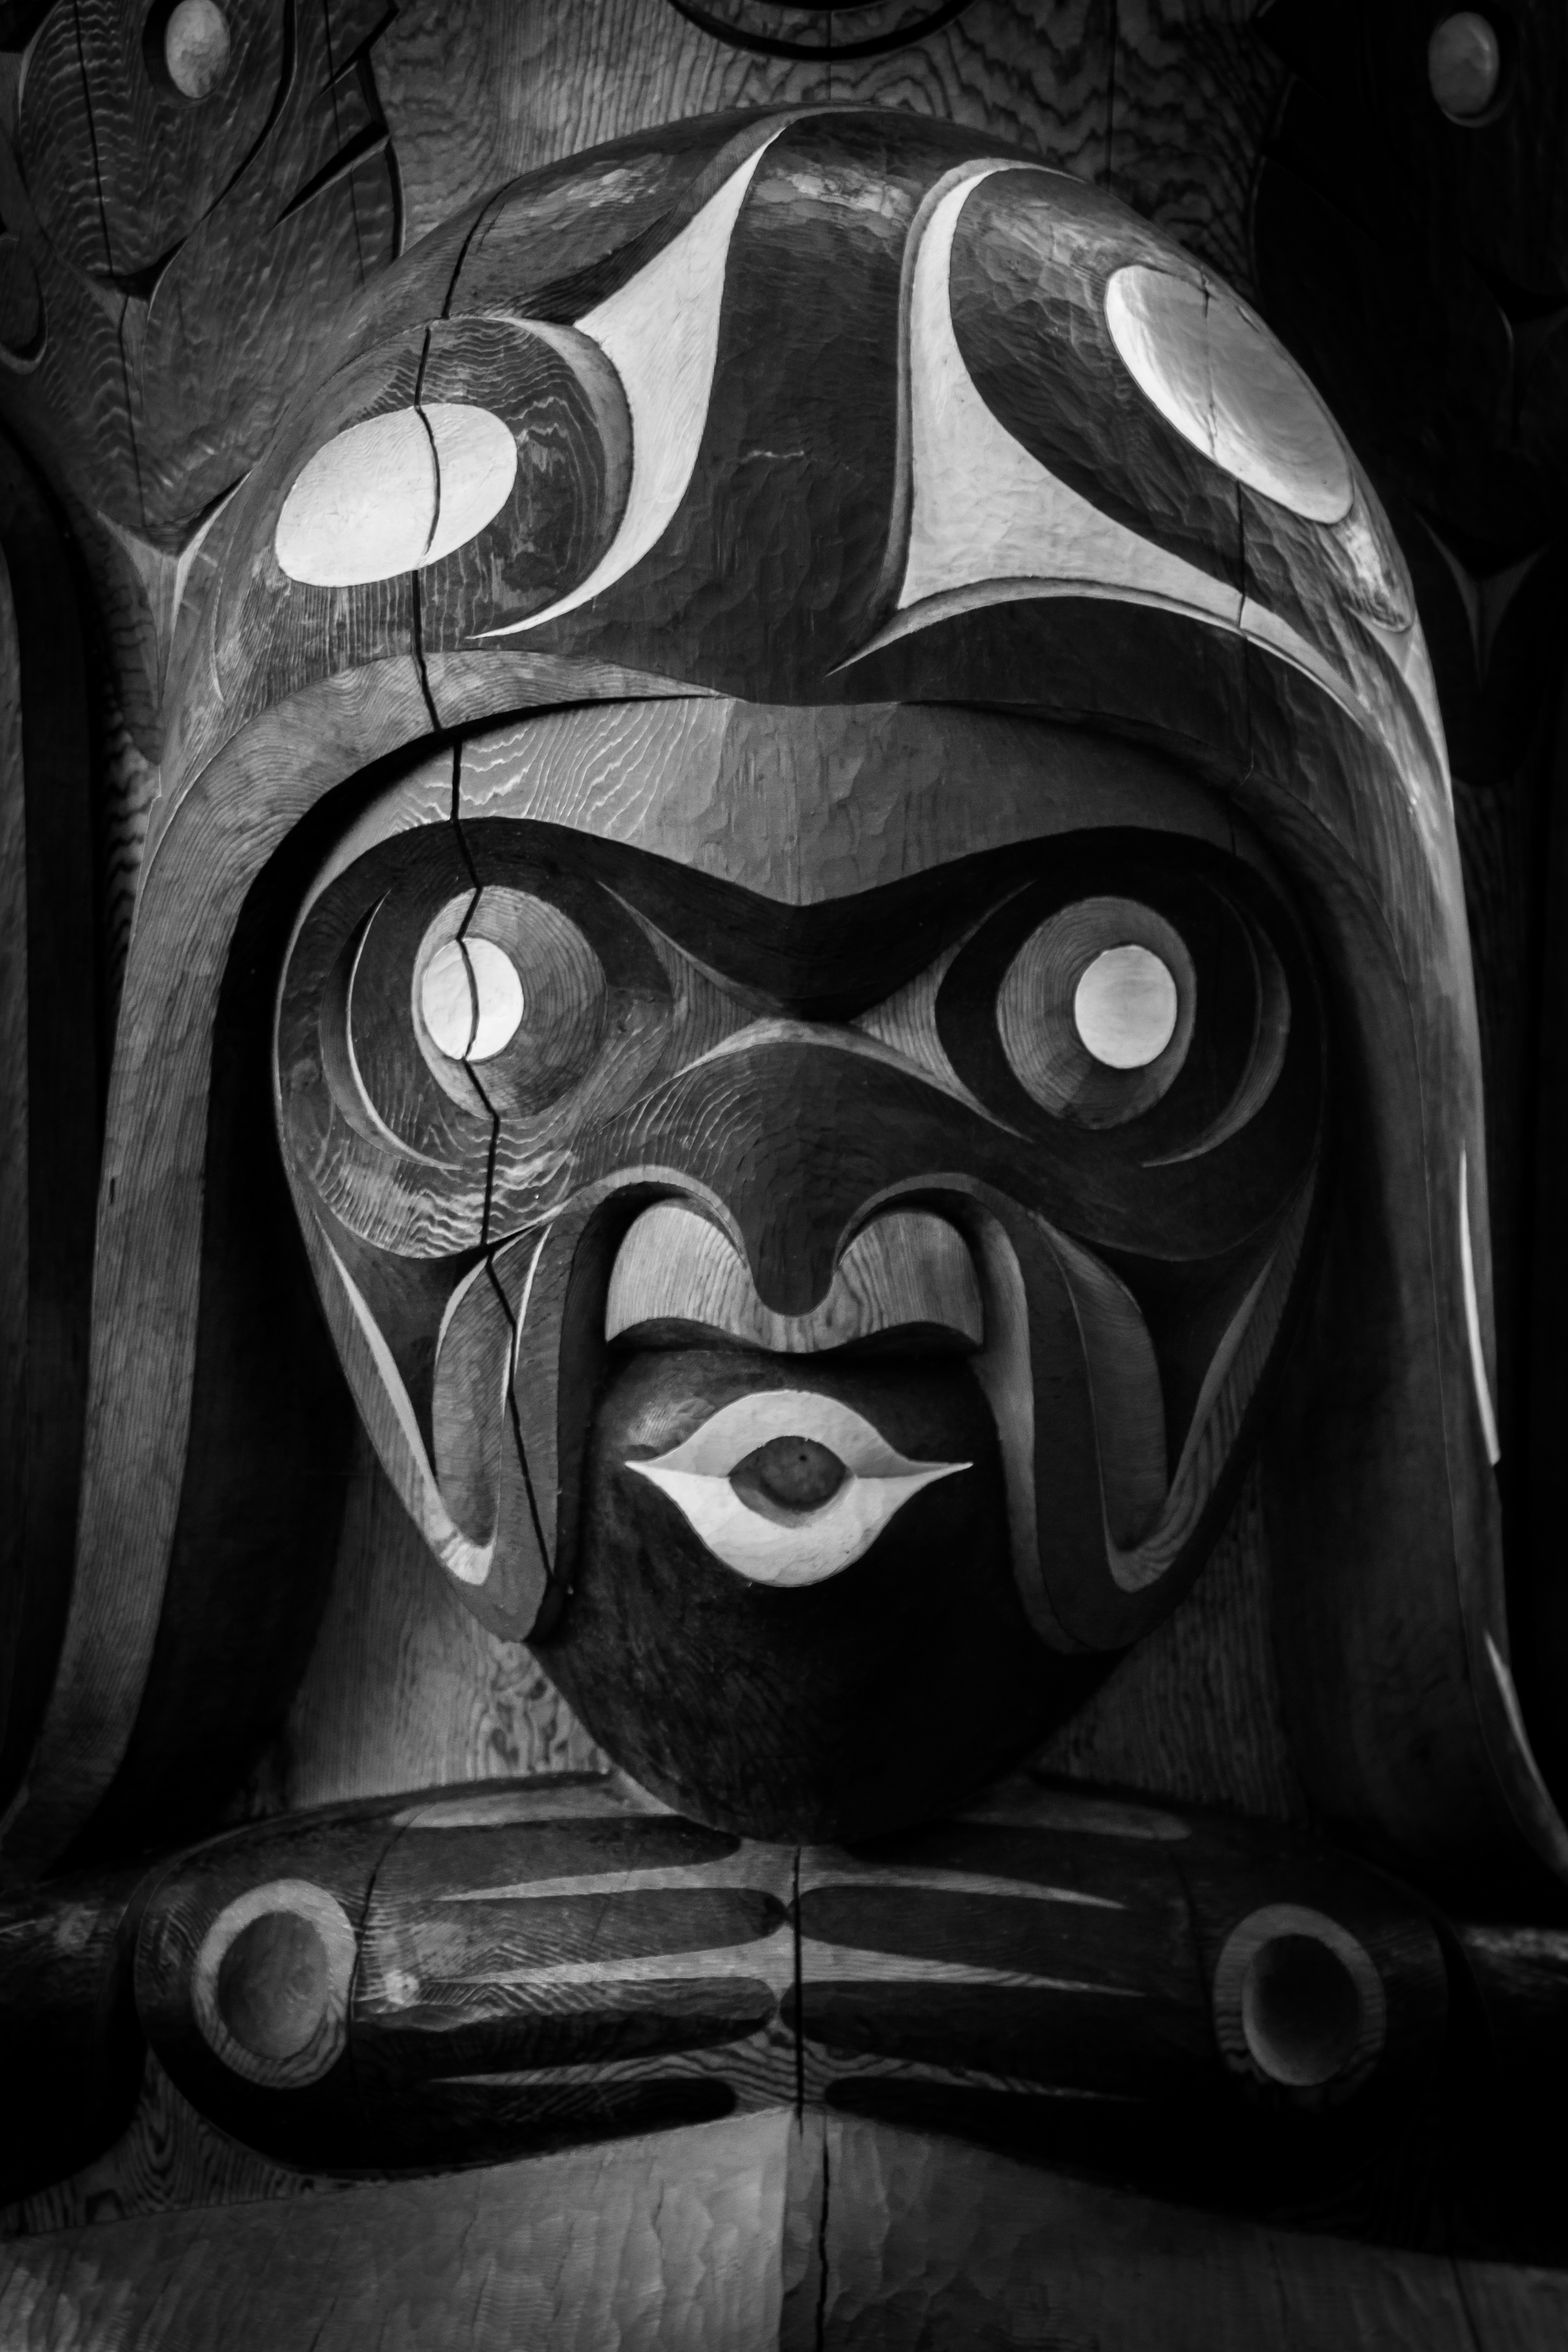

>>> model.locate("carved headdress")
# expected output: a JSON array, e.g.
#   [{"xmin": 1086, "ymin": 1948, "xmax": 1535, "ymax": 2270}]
[{"xmin": 16, "ymin": 109, "xmax": 1558, "ymax": 1886}]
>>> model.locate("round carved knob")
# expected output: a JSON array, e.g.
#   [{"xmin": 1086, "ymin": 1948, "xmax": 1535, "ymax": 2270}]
[
  {"xmin": 1429, "ymin": 14, "xmax": 1503, "ymax": 122},
  {"xmin": 1212, "ymin": 1902, "xmax": 1387, "ymax": 2101}
]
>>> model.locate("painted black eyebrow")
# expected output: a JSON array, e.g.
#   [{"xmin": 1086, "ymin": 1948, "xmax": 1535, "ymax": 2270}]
[{"xmin": 458, "ymin": 819, "xmax": 1219, "ymax": 1019}]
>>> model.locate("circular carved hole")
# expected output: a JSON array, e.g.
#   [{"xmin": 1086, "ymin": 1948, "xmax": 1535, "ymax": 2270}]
[
  {"xmin": 1428, "ymin": 13, "xmax": 1502, "ymax": 121},
  {"xmin": 216, "ymin": 1909, "xmax": 332, "ymax": 2062},
  {"xmin": 163, "ymin": 0, "xmax": 232, "ymax": 98},
  {"xmin": 1241, "ymin": 1931, "xmax": 1363, "ymax": 2089},
  {"xmin": 1073, "ymin": 944, "xmax": 1179, "ymax": 1070}
]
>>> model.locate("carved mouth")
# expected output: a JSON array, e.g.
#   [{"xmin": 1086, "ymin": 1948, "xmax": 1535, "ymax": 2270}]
[
  {"xmin": 323, "ymin": 1156, "xmax": 1312, "ymax": 1649},
  {"xmin": 626, "ymin": 1389, "xmax": 967, "ymax": 1586}
]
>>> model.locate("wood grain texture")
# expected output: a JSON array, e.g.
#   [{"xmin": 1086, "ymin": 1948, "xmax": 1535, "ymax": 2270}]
[
  {"xmin": 5, "ymin": 1768, "xmax": 1565, "ymax": 2255},
  {"xmin": 0, "ymin": 433, "xmax": 98, "ymax": 1820},
  {"xmin": 270, "ymin": 687, "xmax": 1321, "ymax": 1833},
  {"xmin": 0, "ymin": 2108, "xmax": 796, "ymax": 2351},
  {"xmin": 808, "ymin": 2116, "xmax": 1568, "ymax": 2350},
  {"xmin": 5, "ymin": 0, "xmax": 397, "ymax": 539},
  {"xmin": 6, "ymin": 2106, "xmax": 1568, "ymax": 2346},
  {"xmin": 233, "ymin": 1425, "xmax": 602, "ymax": 1818},
  {"xmin": 108, "ymin": 1776, "xmax": 1456, "ymax": 2220},
  {"xmin": 1034, "ymin": 1463, "xmax": 1308, "ymax": 1821},
  {"xmin": 0, "ymin": 2053, "xmax": 370, "ymax": 2239},
  {"xmin": 0, "ymin": 654, "xmax": 673, "ymax": 1872},
  {"xmin": 243, "ymin": 1449, "xmax": 1293, "ymax": 1842},
  {"xmin": 1108, "ymin": 0, "xmax": 1285, "ymax": 299},
  {"xmin": 0, "ymin": 660, "xmax": 436, "ymax": 1872},
  {"xmin": 375, "ymin": 0, "xmax": 1113, "ymax": 250},
  {"xmin": 0, "ymin": 1864, "xmax": 143, "ymax": 2203}
]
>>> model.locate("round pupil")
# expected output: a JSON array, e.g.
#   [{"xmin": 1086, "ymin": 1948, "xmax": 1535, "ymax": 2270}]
[
  {"xmin": 420, "ymin": 936, "xmax": 524, "ymax": 1062},
  {"xmin": 1073, "ymin": 944, "xmax": 1179, "ymax": 1069}
]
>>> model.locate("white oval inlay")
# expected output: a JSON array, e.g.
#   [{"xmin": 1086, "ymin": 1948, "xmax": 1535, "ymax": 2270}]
[
  {"xmin": 1106, "ymin": 266, "xmax": 1353, "ymax": 525},
  {"xmin": 420, "ymin": 936, "xmax": 524, "ymax": 1062},
  {"xmin": 164, "ymin": 0, "xmax": 231, "ymax": 98},
  {"xmin": 628, "ymin": 1391, "xmax": 966, "ymax": 1588},
  {"xmin": 1073, "ymin": 943, "xmax": 1179, "ymax": 1069},
  {"xmin": 275, "ymin": 403, "xmax": 518, "ymax": 587},
  {"xmin": 1429, "ymin": 13, "xmax": 1502, "ymax": 121}
]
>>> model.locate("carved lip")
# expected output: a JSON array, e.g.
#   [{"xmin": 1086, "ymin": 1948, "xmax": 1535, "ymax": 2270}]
[{"xmin": 627, "ymin": 1390, "xmax": 967, "ymax": 1587}]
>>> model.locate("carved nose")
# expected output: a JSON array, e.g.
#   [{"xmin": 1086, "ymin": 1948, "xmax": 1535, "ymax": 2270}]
[{"xmin": 606, "ymin": 1203, "xmax": 984, "ymax": 1352}]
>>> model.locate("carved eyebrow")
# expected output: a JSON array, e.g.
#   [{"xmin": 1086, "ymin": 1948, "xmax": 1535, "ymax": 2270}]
[{"xmin": 451, "ymin": 698, "xmax": 1247, "ymax": 905}]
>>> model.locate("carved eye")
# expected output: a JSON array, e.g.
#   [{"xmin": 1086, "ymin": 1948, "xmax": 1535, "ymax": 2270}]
[
  {"xmin": 419, "ymin": 937, "xmax": 525, "ymax": 1062},
  {"xmin": 997, "ymin": 897, "xmax": 1196, "ymax": 1127},
  {"xmin": 413, "ymin": 887, "xmax": 607, "ymax": 1117},
  {"xmin": 1072, "ymin": 945, "xmax": 1179, "ymax": 1069}
]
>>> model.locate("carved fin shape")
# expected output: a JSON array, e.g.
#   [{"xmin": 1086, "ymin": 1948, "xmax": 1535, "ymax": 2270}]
[
  {"xmin": 850, "ymin": 164, "xmax": 1367, "ymax": 738},
  {"xmin": 481, "ymin": 129, "xmax": 788, "ymax": 638},
  {"xmin": 893, "ymin": 165, "xmax": 1245, "ymax": 632},
  {"xmin": 1047, "ymin": 1226, "xmax": 1168, "ymax": 1553}
]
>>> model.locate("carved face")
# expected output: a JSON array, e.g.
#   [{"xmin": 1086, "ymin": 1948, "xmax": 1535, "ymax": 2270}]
[{"xmin": 277, "ymin": 696, "xmax": 1322, "ymax": 1838}]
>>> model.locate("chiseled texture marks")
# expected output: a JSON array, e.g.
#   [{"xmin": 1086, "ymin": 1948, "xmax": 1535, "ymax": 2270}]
[
  {"xmin": 238, "ymin": 1441, "xmax": 1291, "ymax": 1836},
  {"xmin": 241, "ymin": 1427, "xmax": 602, "ymax": 1816},
  {"xmin": 811, "ymin": 2119, "xmax": 1568, "ymax": 2349},
  {"xmin": 1035, "ymin": 1464, "xmax": 1308, "ymax": 1821},
  {"xmin": 4, "ymin": 2114, "xmax": 1567, "ymax": 2350},
  {"xmin": 373, "ymin": 0, "xmax": 1282, "ymax": 302},
  {"xmin": 4, "ymin": 0, "xmax": 396, "ymax": 546},
  {"xmin": 0, "ymin": 2112, "xmax": 793, "ymax": 2352},
  {"xmin": 0, "ymin": 2056, "xmax": 369, "ymax": 2239}
]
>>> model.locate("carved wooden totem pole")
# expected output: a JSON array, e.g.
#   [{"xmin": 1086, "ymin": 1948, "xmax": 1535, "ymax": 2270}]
[{"xmin": 5, "ymin": 3, "xmax": 1568, "ymax": 2345}]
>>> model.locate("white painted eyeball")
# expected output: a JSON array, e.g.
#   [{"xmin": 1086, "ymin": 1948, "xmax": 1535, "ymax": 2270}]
[
  {"xmin": 419, "ymin": 937, "xmax": 524, "ymax": 1063},
  {"xmin": 274, "ymin": 406, "xmax": 518, "ymax": 587},
  {"xmin": 1105, "ymin": 266, "xmax": 1352, "ymax": 525},
  {"xmin": 1073, "ymin": 944, "xmax": 1179, "ymax": 1070},
  {"xmin": 1429, "ymin": 13, "xmax": 1502, "ymax": 120},
  {"xmin": 412, "ymin": 889, "xmax": 608, "ymax": 1117},
  {"xmin": 163, "ymin": 0, "xmax": 231, "ymax": 98},
  {"xmin": 998, "ymin": 897, "xmax": 1195, "ymax": 1127}
]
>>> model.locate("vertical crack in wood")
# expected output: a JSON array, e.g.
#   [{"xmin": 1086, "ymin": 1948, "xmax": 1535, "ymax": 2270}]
[
  {"xmin": 813, "ymin": 2127, "xmax": 831, "ymax": 2352},
  {"xmin": 343, "ymin": 1814, "xmax": 407, "ymax": 2131},
  {"xmin": 792, "ymin": 1844, "xmax": 805, "ymax": 2121},
  {"xmin": 406, "ymin": 329, "xmax": 443, "ymax": 736},
  {"xmin": 445, "ymin": 738, "xmax": 556, "ymax": 1598}
]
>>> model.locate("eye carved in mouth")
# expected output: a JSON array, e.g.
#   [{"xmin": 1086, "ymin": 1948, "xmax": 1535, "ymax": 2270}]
[
  {"xmin": 627, "ymin": 1391, "xmax": 968, "ymax": 1586},
  {"xmin": 731, "ymin": 1434, "xmax": 847, "ymax": 1518}
]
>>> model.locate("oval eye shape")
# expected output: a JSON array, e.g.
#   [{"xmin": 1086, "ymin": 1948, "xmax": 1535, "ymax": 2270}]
[
  {"xmin": 419, "ymin": 936, "xmax": 525, "ymax": 1062},
  {"xmin": 1073, "ymin": 944, "xmax": 1179, "ymax": 1069},
  {"xmin": 1428, "ymin": 13, "xmax": 1502, "ymax": 121},
  {"xmin": 413, "ymin": 887, "xmax": 608, "ymax": 1117},
  {"xmin": 998, "ymin": 897, "xmax": 1195, "ymax": 1127}
]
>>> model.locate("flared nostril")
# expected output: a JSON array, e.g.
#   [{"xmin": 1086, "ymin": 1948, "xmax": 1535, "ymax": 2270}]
[{"xmin": 606, "ymin": 1200, "xmax": 983, "ymax": 1352}]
